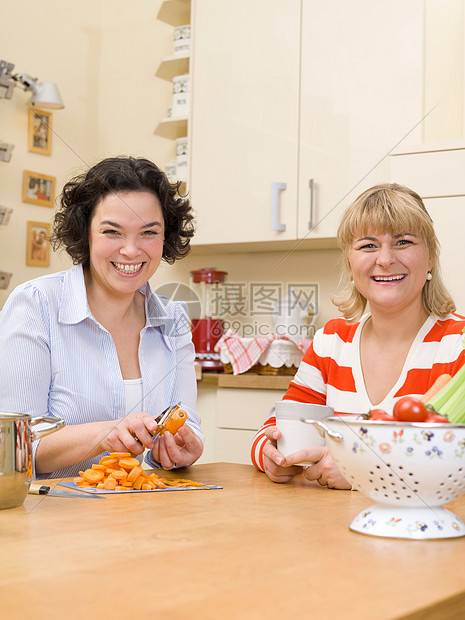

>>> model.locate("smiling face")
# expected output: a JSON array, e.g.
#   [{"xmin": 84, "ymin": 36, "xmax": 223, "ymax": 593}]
[
  {"xmin": 348, "ymin": 231, "xmax": 433, "ymax": 315},
  {"xmin": 86, "ymin": 191, "xmax": 165, "ymax": 299}
]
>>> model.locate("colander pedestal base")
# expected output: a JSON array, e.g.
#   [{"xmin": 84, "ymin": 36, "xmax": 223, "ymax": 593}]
[{"xmin": 349, "ymin": 503, "xmax": 465, "ymax": 539}]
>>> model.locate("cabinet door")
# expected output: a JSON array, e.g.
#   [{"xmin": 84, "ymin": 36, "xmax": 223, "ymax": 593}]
[
  {"xmin": 215, "ymin": 387, "xmax": 284, "ymax": 465},
  {"xmin": 190, "ymin": 0, "xmax": 300, "ymax": 244},
  {"xmin": 424, "ymin": 197, "xmax": 465, "ymax": 314},
  {"xmin": 298, "ymin": 0, "xmax": 424, "ymax": 239}
]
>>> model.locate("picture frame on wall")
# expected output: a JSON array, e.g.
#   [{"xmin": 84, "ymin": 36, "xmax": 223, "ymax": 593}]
[
  {"xmin": 26, "ymin": 221, "xmax": 51, "ymax": 267},
  {"xmin": 28, "ymin": 108, "xmax": 52, "ymax": 156},
  {"xmin": 0, "ymin": 271, "xmax": 13, "ymax": 290},
  {"xmin": 22, "ymin": 170, "xmax": 56, "ymax": 208}
]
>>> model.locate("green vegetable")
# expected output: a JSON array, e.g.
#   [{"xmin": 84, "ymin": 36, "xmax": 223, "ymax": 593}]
[{"xmin": 426, "ymin": 329, "xmax": 465, "ymax": 423}]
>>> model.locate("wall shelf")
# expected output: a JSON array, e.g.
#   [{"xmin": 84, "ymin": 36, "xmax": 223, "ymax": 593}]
[
  {"xmin": 154, "ymin": 116, "xmax": 188, "ymax": 140},
  {"xmin": 157, "ymin": 0, "xmax": 190, "ymax": 26},
  {"xmin": 156, "ymin": 54, "xmax": 190, "ymax": 81},
  {"xmin": 155, "ymin": 0, "xmax": 191, "ymax": 191}
]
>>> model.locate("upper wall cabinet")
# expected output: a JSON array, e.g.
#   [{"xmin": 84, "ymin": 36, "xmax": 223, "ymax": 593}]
[
  {"xmin": 189, "ymin": 0, "xmax": 424, "ymax": 248},
  {"xmin": 190, "ymin": 0, "xmax": 300, "ymax": 245},
  {"xmin": 298, "ymin": 0, "xmax": 424, "ymax": 241},
  {"xmin": 389, "ymin": 142, "xmax": 465, "ymax": 312}
]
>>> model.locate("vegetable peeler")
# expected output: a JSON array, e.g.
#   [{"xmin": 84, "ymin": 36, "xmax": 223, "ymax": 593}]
[{"xmin": 152, "ymin": 402, "xmax": 182, "ymax": 438}]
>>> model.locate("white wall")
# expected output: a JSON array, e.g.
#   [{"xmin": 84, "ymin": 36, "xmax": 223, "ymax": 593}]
[
  {"xmin": 0, "ymin": 0, "xmax": 179, "ymax": 308},
  {"xmin": 0, "ymin": 0, "xmax": 103, "ymax": 306}
]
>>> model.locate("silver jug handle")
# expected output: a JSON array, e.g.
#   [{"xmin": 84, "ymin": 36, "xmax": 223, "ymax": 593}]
[
  {"xmin": 30, "ymin": 415, "xmax": 66, "ymax": 441},
  {"xmin": 302, "ymin": 418, "xmax": 343, "ymax": 441}
]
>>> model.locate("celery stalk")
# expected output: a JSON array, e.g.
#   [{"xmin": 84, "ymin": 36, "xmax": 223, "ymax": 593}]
[
  {"xmin": 427, "ymin": 362, "xmax": 465, "ymax": 412},
  {"xmin": 425, "ymin": 329, "xmax": 465, "ymax": 423},
  {"xmin": 436, "ymin": 377, "xmax": 465, "ymax": 423}
]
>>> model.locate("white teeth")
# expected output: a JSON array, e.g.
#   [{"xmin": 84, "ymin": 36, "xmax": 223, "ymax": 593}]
[
  {"xmin": 113, "ymin": 262, "xmax": 143, "ymax": 274},
  {"xmin": 373, "ymin": 275, "xmax": 404, "ymax": 282}
]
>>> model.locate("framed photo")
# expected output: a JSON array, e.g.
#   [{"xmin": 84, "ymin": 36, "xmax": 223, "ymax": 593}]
[
  {"xmin": 22, "ymin": 170, "xmax": 56, "ymax": 208},
  {"xmin": 0, "ymin": 206, "xmax": 13, "ymax": 226},
  {"xmin": 26, "ymin": 221, "xmax": 51, "ymax": 267},
  {"xmin": 28, "ymin": 108, "xmax": 52, "ymax": 155},
  {"xmin": 0, "ymin": 271, "xmax": 13, "ymax": 290}
]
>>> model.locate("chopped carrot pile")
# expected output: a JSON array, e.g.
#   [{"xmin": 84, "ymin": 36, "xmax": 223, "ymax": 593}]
[{"xmin": 73, "ymin": 452, "xmax": 209, "ymax": 491}]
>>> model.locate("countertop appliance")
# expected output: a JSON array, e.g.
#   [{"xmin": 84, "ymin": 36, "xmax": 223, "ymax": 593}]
[{"xmin": 190, "ymin": 268, "xmax": 227, "ymax": 371}]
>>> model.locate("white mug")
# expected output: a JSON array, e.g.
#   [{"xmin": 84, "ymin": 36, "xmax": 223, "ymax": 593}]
[{"xmin": 275, "ymin": 401, "xmax": 332, "ymax": 465}]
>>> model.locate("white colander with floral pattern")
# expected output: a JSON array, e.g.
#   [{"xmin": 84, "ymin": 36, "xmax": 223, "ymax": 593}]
[{"xmin": 304, "ymin": 415, "xmax": 465, "ymax": 540}]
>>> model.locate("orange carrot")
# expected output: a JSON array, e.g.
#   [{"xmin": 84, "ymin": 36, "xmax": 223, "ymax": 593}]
[
  {"xmin": 421, "ymin": 373, "xmax": 452, "ymax": 403},
  {"xmin": 133, "ymin": 475, "xmax": 145, "ymax": 490},
  {"xmin": 127, "ymin": 466, "xmax": 144, "ymax": 483},
  {"xmin": 99, "ymin": 457, "xmax": 119, "ymax": 468},
  {"xmin": 147, "ymin": 473, "xmax": 167, "ymax": 489},
  {"xmin": 73, "ymin": 452, "xmax": 203, "ymax": 492},
  {"xmin": 91, "ymin": 463, "xmax": 106, "ymax": 471},
  {"xmin": 159, "ymin": 408, "xmax": 188, "ymax": 435},
  {"xmin": 82, "ymin": 468, "xmax": 105, "ymax": 483},
  {"xmin": 119, "ymin": 457, "xmax": 141, "ymax": 470},
  {"xmin": 110, "ymin": 469, "xmax": 127, "ymax": 481},
  {"xmin": 104, "ymin": 477, "xmax": 117, "ymax": 490}
]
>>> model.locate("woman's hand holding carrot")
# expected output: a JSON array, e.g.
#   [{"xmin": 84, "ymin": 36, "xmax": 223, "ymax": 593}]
[{"xmin": 152, "ymin": 424, "xmax": 203, "ymax": 470}]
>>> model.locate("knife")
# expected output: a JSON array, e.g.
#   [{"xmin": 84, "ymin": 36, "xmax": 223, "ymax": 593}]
[{"xmin": 29, "ymin": 483, "xmax": 106, "ymax": 499}]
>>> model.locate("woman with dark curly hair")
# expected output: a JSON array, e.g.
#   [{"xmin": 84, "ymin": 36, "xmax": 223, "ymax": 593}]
[{"xmin": 0, "ymin": 156, "xmax": 203, "ymax": 479}]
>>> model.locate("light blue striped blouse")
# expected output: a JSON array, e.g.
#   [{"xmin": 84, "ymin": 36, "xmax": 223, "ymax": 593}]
[{"xmin": 0, "ymin": 264, "xmax": 202, "ymax": 479}]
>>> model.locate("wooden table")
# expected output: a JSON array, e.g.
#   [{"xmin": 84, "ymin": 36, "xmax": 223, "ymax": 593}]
[{"xmin": 2, "ymin": 462, "xmax": 465, "ymax": 619}]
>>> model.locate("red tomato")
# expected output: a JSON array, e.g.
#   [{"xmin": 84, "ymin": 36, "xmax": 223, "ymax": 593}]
[
  {"xmin": 393, "ymin": 396, "xmax": 428, "ymax": 422},
  {"xmin": 424, "ymin": 412, "xmax": 450, "ymax": 423},
  {"xmin": 368, "ymin": 408, "xmax": 394, "ymax": 421}
]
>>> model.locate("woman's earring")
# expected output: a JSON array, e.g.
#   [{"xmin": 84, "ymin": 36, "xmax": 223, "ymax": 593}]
[{"xmin": 426, "ymin": 272, "xmax": 432, "ymax": 281}]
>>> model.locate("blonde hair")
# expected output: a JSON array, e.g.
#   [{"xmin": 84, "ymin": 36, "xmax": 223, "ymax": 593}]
[{"xmin": 332, "ymin": 183, "xmax": 455, "ymax": 321}]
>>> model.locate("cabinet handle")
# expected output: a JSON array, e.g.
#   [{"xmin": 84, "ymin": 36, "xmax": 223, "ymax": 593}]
[
  {"xmin": 308, "ymin": 178, "xmax": 315, "ymax": 230},
  {"xmin": 271, "ymin": 182, "xmax": 287, "ymax": 232}
]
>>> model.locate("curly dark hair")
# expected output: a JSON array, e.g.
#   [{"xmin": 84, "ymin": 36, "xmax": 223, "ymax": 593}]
[{"xmin": 50, "ymin": 156, "xmax": 195, "ymax": 266}]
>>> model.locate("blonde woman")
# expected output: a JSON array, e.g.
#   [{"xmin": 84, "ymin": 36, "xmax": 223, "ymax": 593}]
[{"xmin": 252, "ymin": 183, "xmax": 465, "ymax": 488}]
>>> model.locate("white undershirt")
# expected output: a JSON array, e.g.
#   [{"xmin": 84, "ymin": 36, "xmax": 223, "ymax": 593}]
[{"xmin": 124, "ymin": 378, "xmax": 144, "ymax": 415}]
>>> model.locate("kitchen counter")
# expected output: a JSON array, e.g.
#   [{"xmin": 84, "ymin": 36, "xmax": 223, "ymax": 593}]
[
  {"xmin": 198, "ymin": 371, "xmax": 292, "ymax": 390},
  {"xmin": 2, "ymin": 462, "xmax": 465, "ymax": 619}
]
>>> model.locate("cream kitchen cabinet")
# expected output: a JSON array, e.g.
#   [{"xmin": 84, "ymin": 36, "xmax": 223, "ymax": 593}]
[
  {"xmin": 390, "ymin": 143, "xmax": 465, "ymax": 313},
  {"xmin": 189, "ymin": 0, "xmax": 423, "ymax": 247},
  {"xmin": 196, "ymin": 375, "xmax": 288, "ymax": 465},
  {"xmin": 425, "ymin": 195, "xmax": 465, "ymax": 314},
  {"xmin": 215, "ymin": 387, "xmax": 282, "ymax": 465},
  {"xmin": 190, "ymin": 0, "xmax": 300, "ymax": 245}
]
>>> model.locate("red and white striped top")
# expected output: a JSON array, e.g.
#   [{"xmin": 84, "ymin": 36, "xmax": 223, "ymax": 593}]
[{"xmin": 251, "ymin": 313, "xmax": 465, "ymax": 471}]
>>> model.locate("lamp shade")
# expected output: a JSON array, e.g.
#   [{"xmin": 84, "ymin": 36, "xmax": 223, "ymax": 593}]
[{"xmin": 30, "ymin": 81, "xmax": 64, "ymax": 109}]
